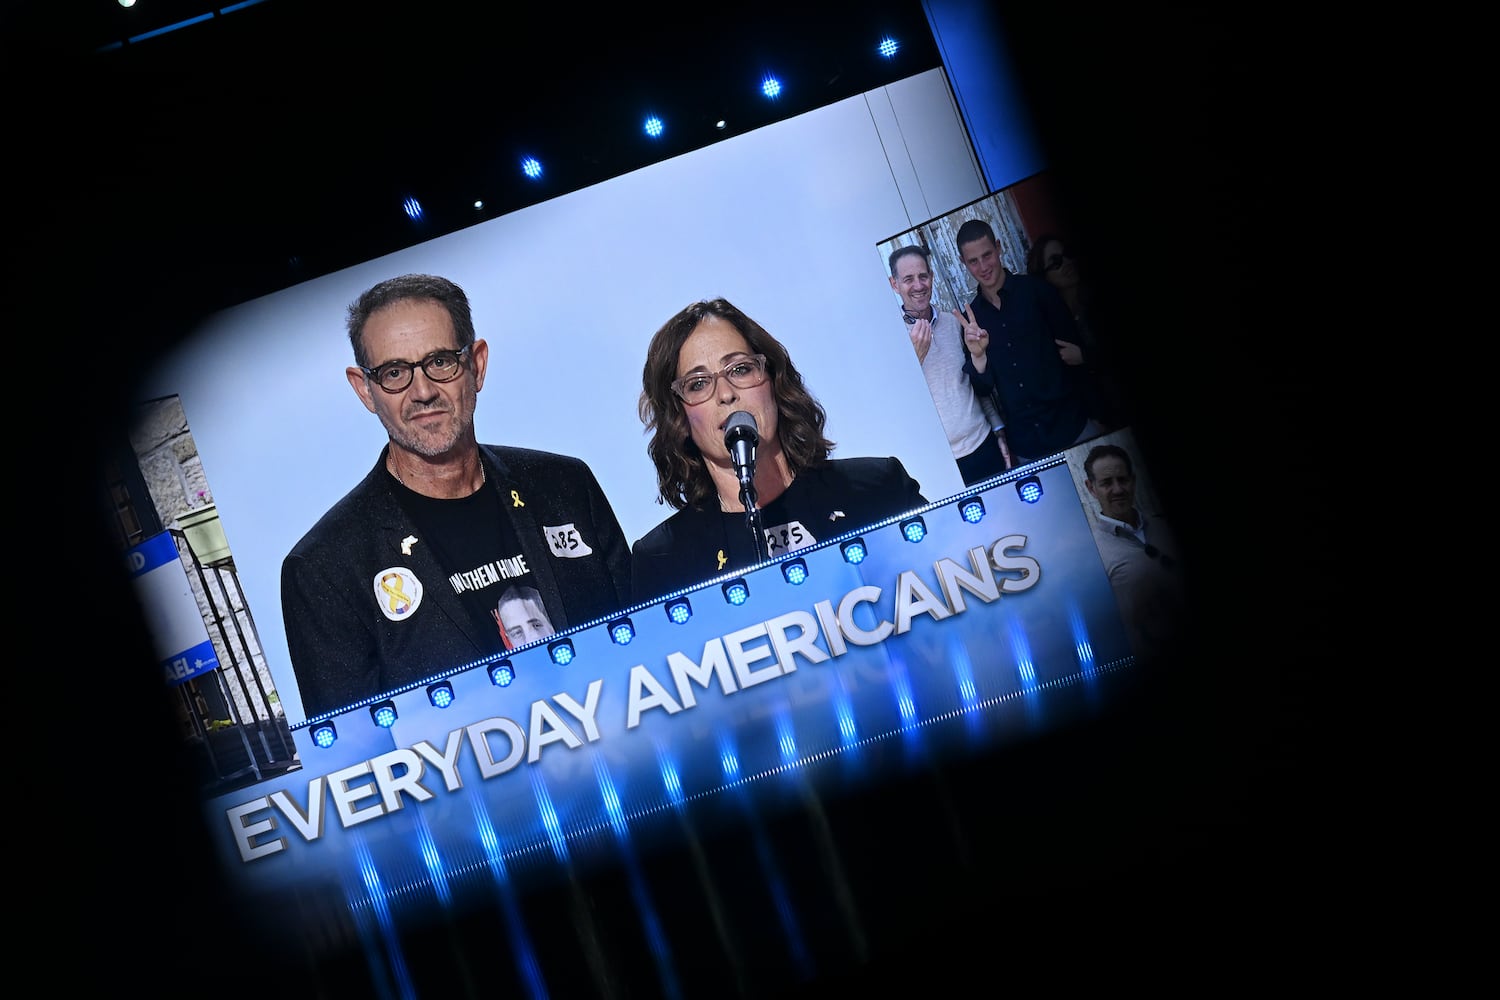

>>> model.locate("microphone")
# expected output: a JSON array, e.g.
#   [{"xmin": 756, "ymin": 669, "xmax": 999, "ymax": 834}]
[{"xmin": 723, "ymin": 410, "xmax": 758, "ymax": 488}]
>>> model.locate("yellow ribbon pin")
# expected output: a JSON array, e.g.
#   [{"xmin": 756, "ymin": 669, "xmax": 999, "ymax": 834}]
[
  {"xmin": 380, "ymin": 573, "xmax": 414, "ymax": 614},
  {"xmin": 511, "ymin": 490, "xmax": 525, "ymax": 507},
  {"xmin": 717, "ymin": 549, "xmax": 727, "ymax": 570}
]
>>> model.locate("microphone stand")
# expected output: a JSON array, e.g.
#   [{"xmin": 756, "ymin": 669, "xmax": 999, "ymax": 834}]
[
  {"xmin": 724, "ymin": 411, "xmax": 769, "ymax": 563},
  {"xmin": 739, "ymin": 475, "xmax": 770, "ymax": 563}
]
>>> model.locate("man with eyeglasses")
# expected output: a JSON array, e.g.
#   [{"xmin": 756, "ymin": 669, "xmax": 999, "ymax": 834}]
[
  {"xmin": 1083, "ymin": 442, "xmax": 1186, "ymax": 663},
  {"xmin": 280, "ymin": 273, "xmax": 632, "ymax": 720},
  {"xmin": 888, "ymin": 244, "xmax": 1013, "ymax": 484}
]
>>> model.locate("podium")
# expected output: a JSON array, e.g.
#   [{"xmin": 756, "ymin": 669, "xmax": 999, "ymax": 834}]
[
  {"xmin": 201, "ymin": 457, "xmax": 1145, "ymax": 957},
  {"xmin": 190, "ymin": 455, "xmax": 1158, "ymax": 995}
]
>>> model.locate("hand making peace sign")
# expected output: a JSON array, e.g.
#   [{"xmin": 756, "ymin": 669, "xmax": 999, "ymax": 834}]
[{"xmin": 953, "ymin": 304, "xmax": 988, "ymax": 358}]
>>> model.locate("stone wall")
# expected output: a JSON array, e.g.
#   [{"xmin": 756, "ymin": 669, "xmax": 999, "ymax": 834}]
[{"xmin": 129, "ymin": 395, "xmax": 285, "ymax": 728}]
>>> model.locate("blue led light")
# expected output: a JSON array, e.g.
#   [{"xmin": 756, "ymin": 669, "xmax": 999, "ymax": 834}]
[
  {"xmin": 665, "ymin": 598, "xmax": 693, "ymax": 624},
  {"xmin": 311, "ymin": 722, "xmax": 337, "ymax": 748},
  {"xmin": 1015, "ymin": 475, "xmax": 1044, "ymax": 504},
  {"xmin": 776, "ymin": 719, "xmax": 797, "ymax": 762},
  {"xmin": 723, "ymin": 579, "xmax": 750, "ymax": 605},
  {"xmin": 960, "ymin": 498, "xmax": 986, "ymax": 523},
  {"xmin": 490, "ymin": 660, "xmax": 515, "ymax": 686},
  {"xmin": 549, "ymin": 640, "xmax": 575, "ymax": 665},
  {"xmin": 402, "ymin": 197, "xmax": 423, "ymax": 221},
  {"xmin": 521, "ymin": 156, "xmax": 543, "ymax": 179},
  {"xmin": 644, "ymin": 115, "xmax": 664, "ymax": 138},
  {"xmin": 427, "ymin": 682, "xmax": 454, "ymax": 708},
  {"xmin": 610, "ymin": 619, "xmax": 635, "ymax": 645},
  {"xmin": 660, "ymin": 758, "xmax": 683, "ymax": 803},
  {"xmin": 761, "ymin": 75, "xmax": 782, "ymax": 99},
  {"xmin": 901, "ymin": 516, "xmax": 927, "ymax": 543},
  {"xmin": 781, "ymin": 558, "xmax": 808, "ymax": 585},
  {"xmin": 370, "ymin": 701, "xmax": 397, "ymax": 728},
  {"xmin": 719, "ymin": 745, "xmax": 740, "ymax": 778},
  {"xmin": 841, "ymin": 539, "xmax": 867, "ymax": 564},
  {"xmin": 878, "ymin": 36, "xmax": 899, "ymax": 58},
  {"xmin": 836, "ymin": 702, "xmax": 858, "ymax": 743}
]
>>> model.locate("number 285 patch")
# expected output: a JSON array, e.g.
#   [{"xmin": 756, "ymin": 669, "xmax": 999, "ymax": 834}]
[
  {"xmin": 762, "ymin": 520, "xmax": 815, "ymax": 555},
  {"xmin": 542, "ymin": 522, "xmax": 595, "ymax": 559}
]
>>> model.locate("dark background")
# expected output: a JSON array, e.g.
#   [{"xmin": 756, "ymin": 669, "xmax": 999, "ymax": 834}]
[{"xmin": 20, "ymin": 2, "xmax": 1332, "ymax": 994}]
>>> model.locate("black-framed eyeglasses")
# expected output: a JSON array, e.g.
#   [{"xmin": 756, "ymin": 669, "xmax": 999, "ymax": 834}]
[
  {"xmin": 1043, "ymin": 251, "xmax": 1072, "ymax": 273},
  {"xmin": 359, "ymin": 346, "xmax": 471, "ymax": 393},
  {"xmin": 671, "ymin": 354, "xmax": 768, "ymax": 405}
]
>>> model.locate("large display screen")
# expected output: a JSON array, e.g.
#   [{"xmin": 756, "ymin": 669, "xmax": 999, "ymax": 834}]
[
  {"xmin": 111, "ymin": 36, "xmax": 1199, "ymax": 998},
  {"xmin": 134, "ymin": 67, "xmax": 1003, "ymax": 727}
]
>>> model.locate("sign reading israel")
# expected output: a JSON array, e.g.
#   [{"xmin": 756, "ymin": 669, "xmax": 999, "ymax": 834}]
[{"xmin": 128, "ymin": 530, "xmax": 220, "ymax": 687}]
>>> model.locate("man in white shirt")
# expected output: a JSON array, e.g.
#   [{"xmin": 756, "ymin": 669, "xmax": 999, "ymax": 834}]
[
  {"xmin": 889, "ymin": 244, "xmax": 1012, "ymax": 484},
  {"xmin": 1084, "ymin": 442, "xmax": 1188, "ymax": 662}
]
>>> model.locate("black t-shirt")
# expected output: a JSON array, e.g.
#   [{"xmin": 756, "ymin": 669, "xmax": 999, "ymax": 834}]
[
  {"xmin": 393, "ymin": 475, "xmax": 552, "ymax": 650},
  {"xmin": 630, "ymin": 457, "xmax": 927, "ymax": 603}
]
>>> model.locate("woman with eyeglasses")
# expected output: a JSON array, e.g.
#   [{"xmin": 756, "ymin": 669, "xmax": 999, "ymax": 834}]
[
  {"xmin": 1027, "ymin": 234, "xmax": 1132, "ymax": 429},
  {"xmin": 1028, "ymin": 235, "xmax": 1088, "ymax": 326},
  {"xmin": 631, "ymin": 297, "xmax": 927, "ymax": 604}
]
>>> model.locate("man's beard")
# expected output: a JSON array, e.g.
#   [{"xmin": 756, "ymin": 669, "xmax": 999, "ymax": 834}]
[{"xmin": 379, "ymin": 399, "xmax": 471, "ymax": 457}]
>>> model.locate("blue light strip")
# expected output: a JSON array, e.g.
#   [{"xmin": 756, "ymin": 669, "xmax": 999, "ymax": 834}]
[
  {"xmin": 718, "ymin": 733, "xmax": 740, "ymax": 781},
  {"xmin": 890, "ymin": 660, "xmax": 918, "ymax": 726},
  {"xmin": 97, "ymin": 1, "xmax": 272, "ymax": 52},
  {"xmin": 1067, "ymin": 601, "xmax": 1097, "ymax": 676},
  {"xmin": 947, "ymin": 635, "xmax": 979, "ymax": 705},
  {"xmin": 593, "ymin": 757, "xmax": 681, "ymax": 999},
  {"xmin": 775, "ymin": 713, "xmax": 798, "ymax": 763},
  {"xmin": 415, "ymin": 821, "xmax": 450, "ymax": 908},
  {"xmin": 351, "ymin": 837, "xmax": 416, "ymax": 998},
  {"xmin": 658, "ymin": 749, "xmax": 685, "ymax": 806},
  {"xmin": 835, "ymin": 693, "xmax": 859, "ymax": 744},
  {"xmin": 470, "ymin": 796, "xmax": 548, "ymax": 998},
  {"xmin": 733, "ymin": 785, "xmax": 810, "ymax": 977},
  {"xmin": 128, "ymin": 11, "xmax": 217, "ymax": 44},
  {"xmin": 532, "ymin": 771, "xmax": 570, "ymax": 862}
]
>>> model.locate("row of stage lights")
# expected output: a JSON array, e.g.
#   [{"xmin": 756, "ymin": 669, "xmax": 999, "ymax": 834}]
[
  {"xmin": 308, "ymin": 475, "xmax": 1042, "ymax": 749},
  {"xmin": 392, "ymin": 35, "xmax": 908, "ymax": 221},
  {"xmin": 98, "ymin": 6, "xmax": 917, "ymax": 270}
]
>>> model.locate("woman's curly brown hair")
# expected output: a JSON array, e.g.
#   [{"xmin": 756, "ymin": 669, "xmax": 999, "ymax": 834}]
[{"xmin": 639, "ymin": 298, "xmax": 835, "ymax": 511}]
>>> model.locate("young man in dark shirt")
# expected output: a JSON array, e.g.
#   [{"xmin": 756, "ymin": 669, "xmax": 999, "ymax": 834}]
[{"xmin": 953, "ymin": 219, "xmax": 1109, "ymax": 464}]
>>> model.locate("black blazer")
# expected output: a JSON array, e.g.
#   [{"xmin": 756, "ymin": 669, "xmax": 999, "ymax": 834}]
[{"xmin": 282, "ymin": 444, "xmax": 632, "ymax": 719}]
